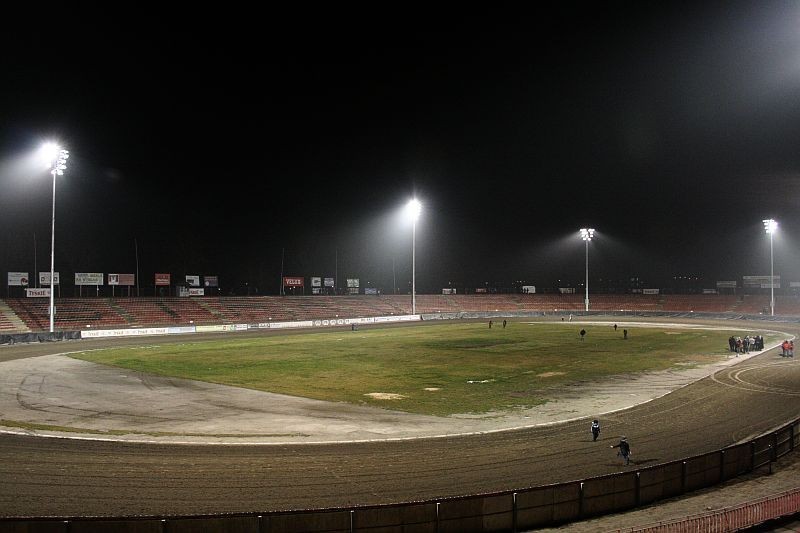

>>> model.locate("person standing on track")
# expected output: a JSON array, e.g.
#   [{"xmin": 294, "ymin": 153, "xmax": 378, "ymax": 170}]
[
  {"xmin": 611, "ymin": 436, "xmax": 631, "ymax": 465},
  {"xmin": 591, "ymin": 419, "xmax": 601, "ymax": 441}
]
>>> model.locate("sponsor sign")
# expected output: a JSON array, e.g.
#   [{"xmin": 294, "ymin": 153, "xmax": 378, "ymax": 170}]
[
  {"xmin": 324, "ymin": 277, "xmax": 335, "ymax": 287},
  {"xmin": 442, "ymin": 288, "xmax": 456, "ymax": 295},
  {"xmin": 311, "ymin": 277, "xmax": 321, "ymax": 287},
  {"xmin": 365, "ymin": 288, "xmax": 378, "ymax": 295},
  {"xmin": 475, "ymin": 288, "xmax": 487, "ymax": 293},
  {"xmin": 155, "ymin": 273, "xmax": 171, "ymax": 286},
  {"xmin": 642, "ymin": 288, "xmax": 660, "ymax": 295},
  {"xmin": 7, "ymin": 272, "xmax": 29, "ymax": 286},
  {"xmin": 186, "ymin": 275, "xmax": 200, "ymax": 287},
  {"xmin": 521, "ymin": 286, "xmax": 536, "ymax": 294},
  {"xmin": 39, "ymin": 272, "xmax": 60, "ymax": 286},
  {"xmin": 346, "ymin": 278, "xmax": 359, "ymax": 288},
  {"xmin": 75, "ymin": 272, "xmax": 103, "ymax": 285},
  {"xmin": 790, "ymin": 282, "xmax": 800, "ymax": 288},
  {"xmin": 108, "ymin": 273, "xmax": 135, "ymax": 286},
  {"xmin": 558, "ymin": 287, "xmax": 576, "ymax": 294},
  {"xmin": 348, "ymin": 287, "xmax": 359, "ymax": 295},
  {"xmin": 702, "ymin": 289, "xmax": 718, "ymax": 294},
  {"xmin": 26, "ymin": 288, "xmax": 50, "ymax": 297},
  {"xmin": 743, "ymin": 275, "xmax": 780, "ymax": 289},
  {"xmin": 716, "ymin": 281, "xmax": 737, "ymax": 289},
  {"xmin": 312, "ymin": 287, "xmax": 322, "ymax": 294},
  {"xmin": 283, "ymin": 276, "xmax": 304, "ymax": 287},
  {"xmin": 189, "ymin": 288, "xmax": 204, "ymax": 296},
  {"xmin": 204, "ymin": 275, "xmax": 218, "ymax": 287}
]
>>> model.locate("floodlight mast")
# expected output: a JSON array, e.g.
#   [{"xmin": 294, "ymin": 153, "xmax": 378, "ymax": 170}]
[
  {"xmin": 763, "ymin": 219, "xmax": 777, "ymax": 316},
  {"xmin": 405, "ymin": 199, "xmax": 422, "ymax": 315},
  {"xmin": 46, "ymin": 145, "xmax": 69, "ymax": 333},
  {"xmin": 580, "ymin": 228, "xmax": 595, "ymax": 312}
]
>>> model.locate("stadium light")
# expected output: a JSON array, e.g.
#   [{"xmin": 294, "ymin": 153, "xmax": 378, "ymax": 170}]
[
  {"xmin": 763, "ymin": 219, "xmax": 777, "ymax": 316},
  {"xmin": 404, "ymin": 199, "xmax": 422, "ymax": 315},
  {"xmin": 42, "ymin": 143, "xmax": 70, "ymax": 333},
  {"xmin": 579, "ymin": 228, "xmax": 595, "ymax": 312}
]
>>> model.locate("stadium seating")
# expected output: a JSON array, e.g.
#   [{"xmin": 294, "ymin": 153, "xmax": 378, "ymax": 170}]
[{"xmin": 2, "ymin": 292, "xmax": 799, "ymax": 334}]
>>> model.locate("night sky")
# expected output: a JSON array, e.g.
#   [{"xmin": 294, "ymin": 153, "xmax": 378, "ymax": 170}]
[{"xmin": 2, "ymin": 4, "xmax": 800, "ymax": 295}]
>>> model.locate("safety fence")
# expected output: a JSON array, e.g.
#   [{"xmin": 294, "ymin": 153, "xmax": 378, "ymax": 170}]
[
  {"xmin": 1, "ymin": 419, "xmax": 797, "ymax": 533},
  {"xmin": 615, "ymin": 486, "xmax": 800, "ymax": 532}
]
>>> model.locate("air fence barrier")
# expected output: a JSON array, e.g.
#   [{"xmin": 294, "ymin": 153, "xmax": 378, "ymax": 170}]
[{"xmin": 1, "ymin": 420, "xmax": 797, "ymax": 533}]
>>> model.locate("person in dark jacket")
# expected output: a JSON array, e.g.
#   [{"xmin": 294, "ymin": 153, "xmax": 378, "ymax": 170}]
[
  {"xmin": 591, "ymin": 419, "xmax": 600, "ymax": 441},
  {"xmin": 611, "ymin": 436, "xmax": 631, "ymax": 465}
]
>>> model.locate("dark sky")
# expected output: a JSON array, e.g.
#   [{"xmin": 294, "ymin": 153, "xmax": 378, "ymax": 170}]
[{"xmin": 2, "ymin": 4, "xmax": 800, "ymax": 294}]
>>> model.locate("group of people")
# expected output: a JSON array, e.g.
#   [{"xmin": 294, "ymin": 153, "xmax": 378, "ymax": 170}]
[
  {"xmin": 727, "ymin": 335, "xmax": 764, "ymax": 355},
  {"xmin": 488, "ymin": 320, "xmax": 507, "ymax": 329},
  {"xmin": 590, "ymin": 419, "xmax": 632, "ymax": 466},
  {"xmin": 781, "ymin": 339, "xmax": 795, "ymax": 357}
]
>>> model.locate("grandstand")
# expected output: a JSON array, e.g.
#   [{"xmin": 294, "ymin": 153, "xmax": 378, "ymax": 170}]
[{"xmin": 0, "ymin": 293, "xmax": 797, "ymax": 333}]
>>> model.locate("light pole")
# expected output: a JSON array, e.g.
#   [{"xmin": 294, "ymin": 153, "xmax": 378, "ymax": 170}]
[
  {"xmin": 763, "ymin": 219, "xmax": 777, "ymax": 316},
  {"xmin": 405, "ymin": 199, "xmax": 422, "ymax": 315},
  {"xmin": 580, "ymin": 228, "xmax": 595, "ymax": 312},
  {"xmin": 43, "ymin": 144, "xmax": 69, "ymax": 333}
]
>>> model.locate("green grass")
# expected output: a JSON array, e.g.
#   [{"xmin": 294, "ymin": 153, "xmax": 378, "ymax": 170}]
[{"xmin": 69, "ymin": 322, "xmax": 773, "ymax": 416}]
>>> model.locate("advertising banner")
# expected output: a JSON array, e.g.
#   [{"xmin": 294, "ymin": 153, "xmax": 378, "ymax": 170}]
[
  {"xmin": 7, "ymin": 272, "xmax": 29, "ymax": 286},
  {"xmin": 324, "ymin": 277, "xmax": 335, "ymax": 287},
  {"xmin": 188, "ymin": 288, "xmax": 204, "ymax": 296},
  {"xmin": 346, "ymin": 278, "xmax": 359, "ymax": 288},
  {"xmin": 283, "ymin": 276, "xmax": 304, "ymax": 287},
  {"xmin": 204, "ymin": 275, "xmax": 218, "ymax": 287},
  {"xmin": 26, "ymin": 288, "xmax": 50, "ymax": 297},
  {"xmin": 312, "ymin": 287, "xmax": 322, "ymax": 294},
  {"xmin": 642, "ymin": 288, "xmax": 660, "ymax": 295},
  {"xmin": 155, "ymin": 273, "xmax": 171, "ymax": 286},
  {"xmin": 108, "ymin": 273, "xmax": 135, "ymax": 286},
  {"xmin": 311, "ymin": 277, "xmax": 321, "ymax": 287},
  {"xmin": 348, "ymin": 287, "xmax": 359, "ymax": 295},
  {"xmin": 39, "ymin": 272, "xmax": 60, "ymax": 286},
  {"xmin": 75, "ymin": 272, "xmax": 103, "ymax": 285},
  {"xmin": 186, "ymin": 275, "xmax": 200, "ymax": 287},
  {"xmin": 365, "ymin": 288, "xmax": 378, "ymax": 295},
  {"xmin": 442, "ymin": 288, "xmax": 456, "ymax": 295},
  {"xmin": 558, "ymin": 287, "xmax": 576, "ymax": 294},
  {"xmin": 743, "ymin": 275, "xmax": 780, "ymax": 289},
  {"xmin": 521, "ymin": 285, "xmax": 535, "ymax": 294},
  {"xmin": 716, "ymin": 281, "xmax": 737, "ymax": 288}
]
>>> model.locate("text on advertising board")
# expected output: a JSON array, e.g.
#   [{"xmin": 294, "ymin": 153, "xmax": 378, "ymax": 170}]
[
  {"xmin": 283, "ymin": 276, "xmax": 304, "ymax": 287},
  {"xmin": 155, "ymin": 273, "xmax": 171, "ymax": 286}
]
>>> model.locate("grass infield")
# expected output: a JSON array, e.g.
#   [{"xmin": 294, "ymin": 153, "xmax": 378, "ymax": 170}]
[{"xmin": 69, "ymin": 322, "xmax": 773, "ymax": 416}]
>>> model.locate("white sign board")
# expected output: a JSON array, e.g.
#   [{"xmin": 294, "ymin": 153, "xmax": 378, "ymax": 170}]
[
  {"xmin": 75, "ymin": 272, "xmax": 104, "ymax": 285},
  {"xmin": 39, "ymin": 272, "xmax": 61, "ymax": 286},
  {"xmin": 26, "ymin": 288, "xmax": 51, "ymax": 297},
  {"xmin": 7, "ymin": 272, "xmax": 29, "ymax": 286},
  {"xmin": 186, "ymin": 275, "xmax": 200, "ymax": 287}
]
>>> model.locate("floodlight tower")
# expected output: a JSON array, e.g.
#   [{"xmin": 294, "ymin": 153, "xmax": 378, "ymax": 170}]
[
  {"xmin": 405, "ymin": 199, "xmax": 422, "ymax": 315},
  {"xmin": 579, "ymin": 228, "xmax": 595, "ymax": 312},
  {"xmin": 42, "ymin": 143, "xmax": 69, "ymax": 333},
  {"xmin": 763, "ymin": 219, "xmax": 777, "ymax": 316}
]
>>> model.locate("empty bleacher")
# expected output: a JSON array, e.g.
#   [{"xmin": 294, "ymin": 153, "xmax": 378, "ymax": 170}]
[{"xmin": 3, "ymin": 293, "xmax": 800, "ymax": 334}]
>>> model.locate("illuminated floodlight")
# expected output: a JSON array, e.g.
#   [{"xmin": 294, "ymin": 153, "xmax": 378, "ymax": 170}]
[
  {"xmin": 40, "ymin": 142, "xmax": 71, "ymax": 333},
  {"xmin": 763, "ymin": 218, "xmax": 777, "ymax": 316},
  {"xmin": 405, "ymin": 198, "xmax": 422, "ymax": 223},
  {"xmin": 579, "ymin": 228, "xmax": 596, "ymax": 311}
]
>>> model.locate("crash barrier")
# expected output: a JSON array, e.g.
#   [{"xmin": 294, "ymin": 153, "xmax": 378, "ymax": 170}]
[
  {"xmin": 0, "ymin": 330, "xmax": 80, "ymax": 345},
  {"xmin": 1, "ymin": 420, "xmax": 796, "ymax": 533},
  {"xmin": 614, "ymin": 486, "xmax": 800, "ymax": 532}
]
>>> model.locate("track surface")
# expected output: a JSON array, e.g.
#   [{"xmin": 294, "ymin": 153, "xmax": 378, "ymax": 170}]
[{"xmin": 1, "ymin": 319, "xmax": 799, "ymax": 518}]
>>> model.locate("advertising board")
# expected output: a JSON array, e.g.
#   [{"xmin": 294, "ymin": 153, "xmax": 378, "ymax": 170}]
[
  {"xmin": 39, "ymin": 272, "xmax": 60, "ymax": 286},
  {"xmin": 108, "ymin": 273, "xmax": 135, "ymax": 286},
  {"xmin": 155, "ymin": 273, "xmax": 171, "ymax": 286},
  {"xmin": 7, "ymin": 272, "xmax": 29, "ymax": 286},
  {"xmin": 283, "ymin": 276, "xmax": 304, "ymax": 287},
  {"xmin": 26, "ymin": 288, "xmax": 50, "ymax": 297},
  {"xmin": 346, "ymin": 278, "xmax": 359, "ymax": 288},
  {"xmin": 75, "ymin": 272, "xmax": 103, "ymax": 285},
  {"xmin": 204, "ymin": 275, "xmax": 218, "ymax": 287},
  {"xmin": 186, "ymin": 275, "xmax": 200, "ymax": 287},
  {"xmin": 324, "ymin": 277, "xmax": 335, "ymax": 287},
  {"xmin": 311, "ymin": 277, "xmax": 321, "ymax": 287}
]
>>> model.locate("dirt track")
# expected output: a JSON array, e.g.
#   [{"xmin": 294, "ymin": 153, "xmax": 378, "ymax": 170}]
[{"xmin": 1, "ymin": 319, "xmax": 799, "ymax": 518}]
